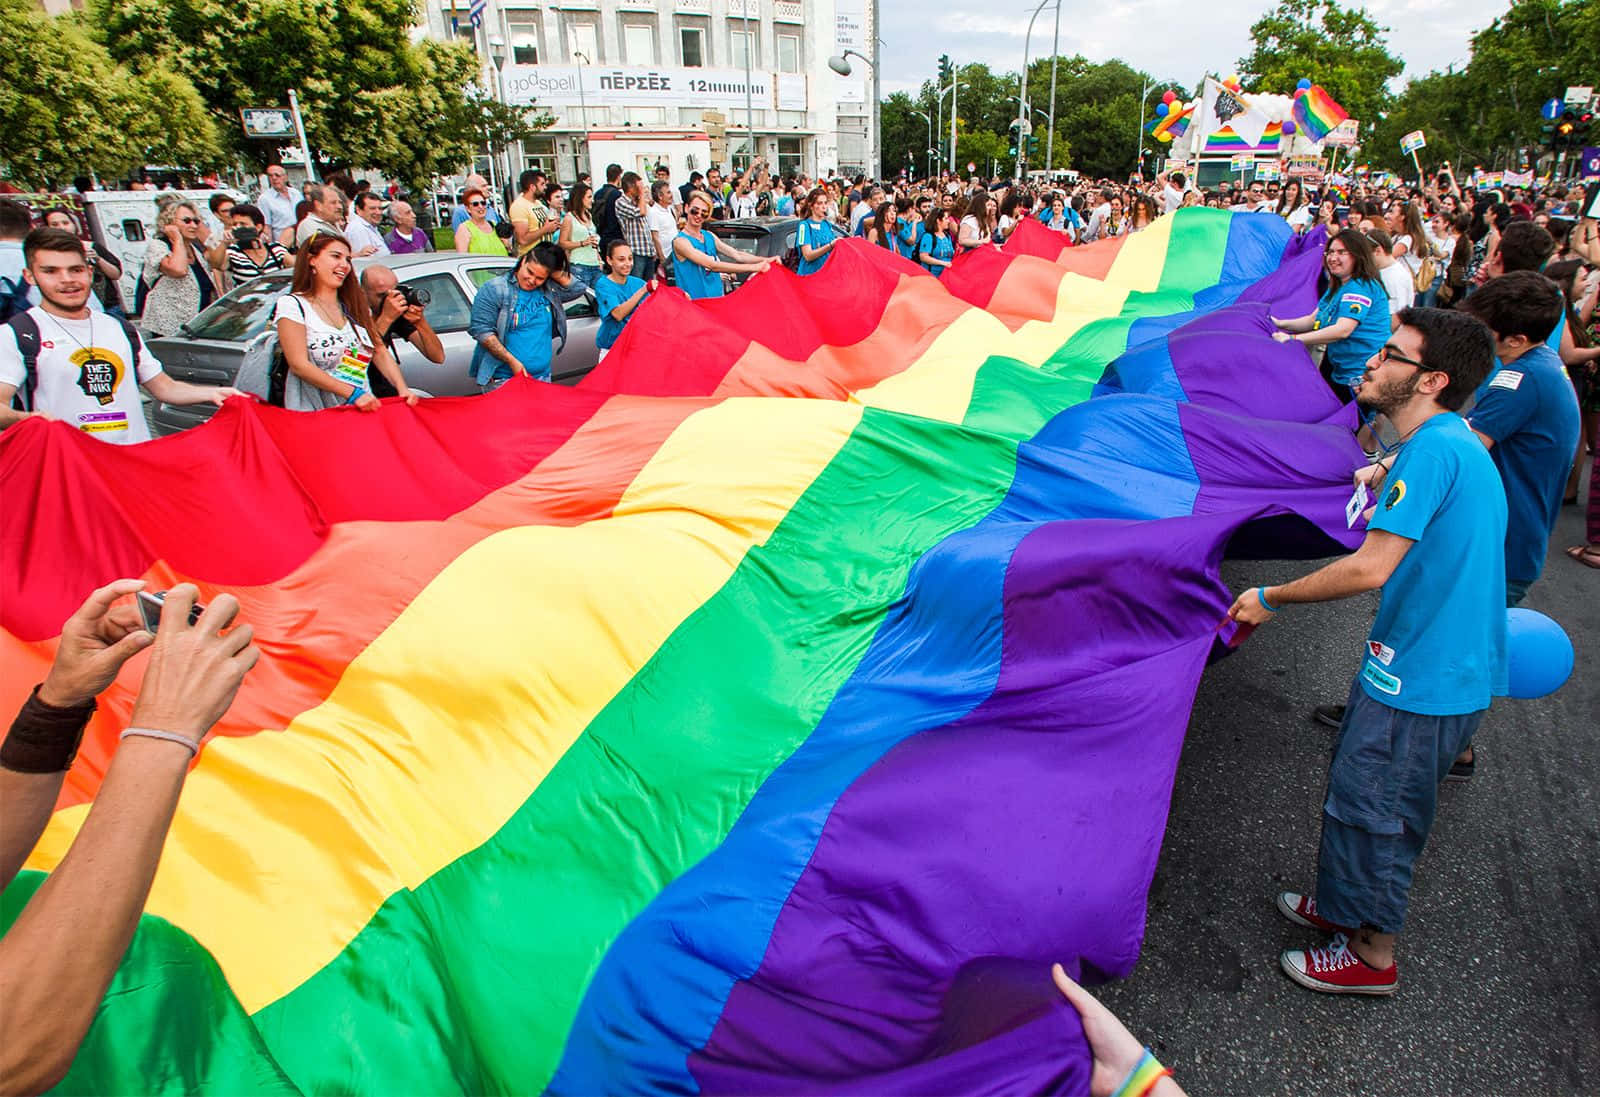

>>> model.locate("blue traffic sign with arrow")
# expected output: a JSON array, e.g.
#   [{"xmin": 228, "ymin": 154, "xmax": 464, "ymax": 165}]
[{"xmin": 1541, "ymin": 97, "xmax": 1563, "ymax": 120}]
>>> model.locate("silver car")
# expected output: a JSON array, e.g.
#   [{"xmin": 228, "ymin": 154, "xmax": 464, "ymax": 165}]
[{"xmin": 147, "ymin": 252, "xmax": 602, "ymax": 436}]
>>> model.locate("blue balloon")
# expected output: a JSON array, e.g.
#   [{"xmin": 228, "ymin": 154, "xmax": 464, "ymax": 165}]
[
  {"xmin": 1505, "ymin": 608, "xmax": 1574, "ymax": 699},
  {"xmin": 1156, "ymin": 102, "xmax": 1170, "ymax": 117},
  {"xmin": 1297, "ymin": 78, "xmax": 1312, "ymax": 90}
]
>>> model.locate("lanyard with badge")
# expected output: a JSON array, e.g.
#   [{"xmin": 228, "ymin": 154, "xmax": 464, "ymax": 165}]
[{"xmin": 1348, "ymin": 417, "xmax": 1423, "ymax": 528}]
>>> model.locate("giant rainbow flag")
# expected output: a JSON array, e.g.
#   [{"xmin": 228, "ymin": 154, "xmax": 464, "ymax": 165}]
[{"xmin": 0, "ymin": 209, "xmax": 1363, "ymax": 1094}]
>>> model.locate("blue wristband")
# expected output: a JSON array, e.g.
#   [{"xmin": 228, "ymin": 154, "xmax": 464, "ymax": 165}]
[
  {"xmin": 345, "ymin": 389, "xmax": 363, "ymax": 405},
  {"xmin": 1256, "ymin": 586, "xmax": 1280, "ymax": 612}
]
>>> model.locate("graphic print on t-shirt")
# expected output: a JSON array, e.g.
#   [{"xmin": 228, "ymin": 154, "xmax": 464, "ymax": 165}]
[{"xmin": 71, "ymin": 345, "xmax": 126, "ymax": 406}]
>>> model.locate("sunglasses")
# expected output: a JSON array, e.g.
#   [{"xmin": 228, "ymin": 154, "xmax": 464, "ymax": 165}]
[
  {"xmin": 178, "ymin": 217, "xmax": 201, "ymax": 224},
  {"xmin": 1378, "ymin": 344, "xmax": 1425, "ymax": 369},
  {"xmin": 687, "ymin": 207, "xmax": 707, "ymax": 216},
  {"xmin": 468, "ymin": 201, "xmax": 487, "ymax": 208}
]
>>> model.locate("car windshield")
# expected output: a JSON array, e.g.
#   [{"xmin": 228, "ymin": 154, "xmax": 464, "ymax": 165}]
[
  {"xmin": 182, "ymin": 274, "xmax": 292, "ymax": 341},
  {"xmin": 711, "ymin": 230, "xmax": 762, "ymax": 253}
]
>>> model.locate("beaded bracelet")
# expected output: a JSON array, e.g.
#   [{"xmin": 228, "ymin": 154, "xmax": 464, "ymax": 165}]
[
  {"xmin": 1110, "ymin": 1048, "xmax": 1172, "ymax": 1097},
  {"xmin": 120, "ymin": 727, "xmax": 199, "ymax": 759}
]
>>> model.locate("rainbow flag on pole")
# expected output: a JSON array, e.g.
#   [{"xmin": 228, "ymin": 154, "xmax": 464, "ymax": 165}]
[
  {"xmin": 1, "ymin": 212, "xmax": 1360, "ymax": 1094},
  {"xmin": 1292, "ymin": 84, "xmax": 1349, "ymax": 143}
]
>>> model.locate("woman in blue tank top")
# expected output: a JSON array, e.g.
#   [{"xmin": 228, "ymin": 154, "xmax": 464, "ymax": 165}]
[{"xmin": 671, "ymin": 191, "xmax": 773, "ymax": 299}]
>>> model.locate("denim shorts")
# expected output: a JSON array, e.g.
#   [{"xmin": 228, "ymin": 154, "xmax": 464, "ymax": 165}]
[{"xmin": 1316, "ymin": 679, "xmax": 1484, "ymax": 934}]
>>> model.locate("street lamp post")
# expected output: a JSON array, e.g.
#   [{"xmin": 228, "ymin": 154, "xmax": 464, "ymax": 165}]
[
  {"xmin": 1134, "ymin": 77, "xmax": 1161, "ymax": 179},
  {"xmin": 741, "ymin": 0, "xmax": 754, "ymax": 172},
  {"xmin": 934, "ymin": 81, "xmax": 966, "ymax": 176},
  {"xmin": 911, "ymin": 109, "xmax": 931, "ymax": 180},
  {"xmin": 572, "ymin": 48, "xmax": 592, "ymax": 181},
  {"xmin": 1017, "ymin": 0, "xmax": 1056, "ymax": 178},
  {"xmin": 829, "ymin": 40, "xmax": 881, "ymax": 178},
  {"xmin": 1045, "ymin": 0, "xmax": 1061, "ymax": 171},
  {"xmin": 1008, "ymin": 95, "xmax": 1045, "ymax": 178},
  {"xmin": 487, "ymin": 34, "xmax": 512, "ymax": 201}
]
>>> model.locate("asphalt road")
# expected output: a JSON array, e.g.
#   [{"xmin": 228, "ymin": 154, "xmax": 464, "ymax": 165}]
[{"xmin": 1097, "ymin": 469, "xmax": 1599, "ymax": 1096}]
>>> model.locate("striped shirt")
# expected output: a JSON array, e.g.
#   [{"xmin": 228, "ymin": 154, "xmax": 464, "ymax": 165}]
[
  {"xmin": 614, "ymin": 194, "xmax": 657, "ymax": 260},
  {"xmin": 226, "ymin": 242, "xmax": 292, "ymax": 284}
]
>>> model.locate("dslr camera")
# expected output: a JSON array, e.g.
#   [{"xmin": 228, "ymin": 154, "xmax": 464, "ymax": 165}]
[{"xmin": 395, "ymin": 282, "xmax": 431, "ymax": 308}]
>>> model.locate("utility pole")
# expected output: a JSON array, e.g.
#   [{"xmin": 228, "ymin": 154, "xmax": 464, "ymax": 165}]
[{"xmin": 1045, "ymin": 0, "xmax": 1061, "ymax": 170}]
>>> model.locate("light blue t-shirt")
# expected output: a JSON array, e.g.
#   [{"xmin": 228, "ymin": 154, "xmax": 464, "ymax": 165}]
[
  {"xmin": 502, "ymin": 287, "xmax": 553, "ymax": 380},
  {"xmin": 894, "ymin": 220, "xmax": 920, "ymax": 261},
  {"xmin": 673, "ymin": 230, "xmax": 724, "ymax": 300},
  {"xmin": 1361, "ymin": 413, "xmax": 1508, "ymax": 715},
  {"xmin": 795, "ymin": 219, "xmax": 836, "ymax": 276},
  {"xmin": 594, "ymin": 274, "xmax": 646, "ymax": 350},
  {"xmin": 1467, "ymin": 343, "xmax": 1582, "ymax": 586},
  {"xmin": 1317, "ymin": 276, "xmax": 1390, "ymax": 386}
]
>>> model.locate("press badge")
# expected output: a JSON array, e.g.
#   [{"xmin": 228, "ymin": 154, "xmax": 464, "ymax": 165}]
[{"xmin": 1346, "ymin": 481, "xmax": 1371, "ymax": 528}]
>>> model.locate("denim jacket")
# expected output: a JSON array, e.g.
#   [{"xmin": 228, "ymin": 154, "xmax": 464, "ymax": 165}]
[{"xmin": 468, "ymin": 270, "xmax": 587, "ymax": 384}]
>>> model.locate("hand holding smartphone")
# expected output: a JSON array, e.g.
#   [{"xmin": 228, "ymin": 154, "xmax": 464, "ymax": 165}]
[{"xmin": 137, "ymin": 590, "xmax": 205, "ymax": 634}]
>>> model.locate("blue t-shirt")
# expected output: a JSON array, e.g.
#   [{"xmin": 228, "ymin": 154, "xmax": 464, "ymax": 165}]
[
  {"xmin": 502, "ymin": 287, "xmax": 554, "ymax": 380},
  {"xmin": 795, "ymin": 219, "xmax": 836, "ymax": 276},
  {"xmin": 775, "ymin": 195, "xmax": 794, "ymax": 216},
  {"xmin": 1472, "ymin": 314, "xmax": 1567, "ymax": 405},
  {"xmin": 1362, "ymin": 413, "xmax": 1508, "ymax": 715},
  {"xmin": 918, "ymin": 231, "xmax": 954, "ymax": 277},
  {"xmin": 1466, "ymin": 344, "xmax": 1582, "ymax": 585},
  {"xmin": 673, "ymin": 230, "xmax": 724, "ymax": 300},
  {"xmin": 894, "ymin": 220, "xmax": 920, "ymax": 261},
  {"xmin": 1316, "ymin": 277, "xmax": 1389, "ymax": 385},
  {"xmin": 595, "ymin": 274, "xmax": 646, "ymax": 350}
]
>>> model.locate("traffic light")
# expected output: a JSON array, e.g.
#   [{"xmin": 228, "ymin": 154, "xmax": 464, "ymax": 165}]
[
  {"xmin": 1577, "ymin": 111, "xmax": 1595, "ymax": 146},
  {"xmin": 1555, "ymin": 110, "xmax": 1577, "ymax": 149},
  {"xmin": 938, "ymin": 54, "xmax": 953, "ymax": 88}
]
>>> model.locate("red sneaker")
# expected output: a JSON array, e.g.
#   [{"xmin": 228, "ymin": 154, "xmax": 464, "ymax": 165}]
[
  {"xmin": 1276, "ymin": 891, "xmax": 1347, "ymax": 934},
  {"xmin": 1280, "ymin": 934, "xmax": 1398, "ymax": 996}
]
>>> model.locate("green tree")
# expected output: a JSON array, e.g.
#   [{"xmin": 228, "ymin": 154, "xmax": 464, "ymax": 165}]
[
  {"xmin": 0, "ymin": 0, "xmax": 220, "ymax": 188},
  {"xmin": 1236, "ymin": 0, "xmax": 1403, "ymax": 128},
  {"xmin": 88, "ymin": 0, "xmax": 550, "ymax": 188}
]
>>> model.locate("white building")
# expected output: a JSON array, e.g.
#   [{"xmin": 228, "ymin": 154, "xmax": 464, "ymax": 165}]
[{"xmin": 418, "ymin": 0, "xmax": 875, "ymax": 185}]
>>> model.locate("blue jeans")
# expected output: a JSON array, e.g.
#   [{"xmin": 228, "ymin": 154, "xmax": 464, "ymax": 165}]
[
  {"xmin": 570, "ymin": 263, "xmax": 601, "ymax": 290},
  {"xmin": 1316, "ymin": 680, "xmax": 1484, "ymax": 934}
]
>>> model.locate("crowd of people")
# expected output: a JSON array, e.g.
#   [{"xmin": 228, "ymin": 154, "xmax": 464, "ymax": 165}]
[{"xmin": 1, "ymin": 151, "xmax": 1596, "ymax": 1095}]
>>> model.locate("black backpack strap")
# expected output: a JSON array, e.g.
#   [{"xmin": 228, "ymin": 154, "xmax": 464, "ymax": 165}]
[
  {"xmin": 5, "ymin": 313, "xmax": 41, "ymax": 412},
  {"xmin": 115, "ymin": 316, "xmax": 142, "ymax": 373}
]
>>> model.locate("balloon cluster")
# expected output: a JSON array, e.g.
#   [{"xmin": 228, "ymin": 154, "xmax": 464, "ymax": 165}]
[{"xmin": 1155, "ymin": 89, "xmax": 1179, "ymax": 141}]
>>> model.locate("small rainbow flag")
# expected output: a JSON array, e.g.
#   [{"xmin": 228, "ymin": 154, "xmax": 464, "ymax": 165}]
[
  {"xmin": 1204, "ymin": 120, "xmax": 1283, "ymax": 152},
  {"xmin": 1150, "ymin": 102, "xmax": 1194, "ymax": 141},
  {"xmin": 1292, "ymin": 85, "xmax": 1348, "ymax": 142}
]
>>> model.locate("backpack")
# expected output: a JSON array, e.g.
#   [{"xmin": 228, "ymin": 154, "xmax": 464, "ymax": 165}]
[
  {"xmin": 0, "ymin": 274, "xmax": 31, "ymax": 325},
  {"xmin": 5, "ymin": 310, "xmax": 142, "ymax": 412}
]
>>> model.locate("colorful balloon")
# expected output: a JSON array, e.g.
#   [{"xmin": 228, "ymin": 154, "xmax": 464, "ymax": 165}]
[
  {"xmin": 1156, "ymin": 102, "xmax": 1170, "ymax": 117},
  {"xmin": 1162, "ymin": 90, "xmax": 1177, "ymax": 104},
  {"xmin": 1296, "ymin": 77, "xmax": 1312, "ymax": 90},
  {"xmin": 1157, "ymin": 131, "xmax": 1173, "ymax": 143},
  {"xmin": 1294, "ymin": 88, "xmax": 1307, "ymax": 98},
  {"xmin": 1281, "ymin": 119, "xmax": 1296, "ymax": 135}
]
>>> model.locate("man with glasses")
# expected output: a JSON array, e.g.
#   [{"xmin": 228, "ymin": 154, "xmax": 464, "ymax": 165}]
[
  {"xmin": 1233, "ymin": 180, "xmax": 1269, "ymax": 212},
  {"xmin": 1228, "ymin": 308, "xmax": 1505, "ymax": 997},
  {"xmin": 257, "ymin": 165, "xmax": 302, "ymax": 238},
  {"xmin": 671, "ymin": 192, "xmax": 772, "ymax": 300}
]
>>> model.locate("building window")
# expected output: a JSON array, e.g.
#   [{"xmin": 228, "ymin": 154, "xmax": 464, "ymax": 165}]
[
  {"xmin": 450, "ymin": 19, "xmax": 478, "ymax": 51},
  {"xmin": 567, "ymin": 20, "xmax": 599, "ymax": 62},
  {"xmin": 523, "ymin": 137, "xmax": 557, "ymax": 174},
  {"xmin": 729, "ymin": 27, "xmax": 757, "ymax": 71},
  {"xmin": 627, "ymin": 107, "xmax": 666, "ymax": 125},
  {"xmin": 622, "ymin": 22, "xmax": 655, "ymax": 64},
  {"xmin": 777, "ymin": 33, "xmax": 799, "ymax": 73},
  {"xmin": 679, "ymin": 25, "xmax": 705, "ymax": 66},
  {"xmin": 777, "ymin": 136, "xmax": 803, "ymax": 177},
  {"xmin": 506, "ymin": 12, "xmax": 540, "ymax": 64}
]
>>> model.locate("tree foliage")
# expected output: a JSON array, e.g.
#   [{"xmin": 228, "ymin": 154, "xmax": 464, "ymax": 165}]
[
  {"xmin": 1236, "ymin": 0, "xmax": 1402, "ymax": 132},
  {"xmin": 87, "ymin": 0, "xmax": 550, "ymax": 191},
  {"xmin": 0, "ymin": 0, "xmax": 221, "ymax": 188},
  {"xmin": 1372, "ymin": 0, "xmax": 1599, "ymax": 173}
]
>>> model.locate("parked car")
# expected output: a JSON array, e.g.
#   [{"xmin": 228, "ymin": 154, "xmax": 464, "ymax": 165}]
[
  {"xmin": 146, "ymin": 252, "xmax": 602, "ymax": 436},
  {"xmin": 706, "ymin": 216, "xmax": 802, "ymax": 285}
]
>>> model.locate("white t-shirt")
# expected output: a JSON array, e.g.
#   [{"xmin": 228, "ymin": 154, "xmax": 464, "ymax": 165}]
[
  {"xmin": 0, "ymin": 307, "xmax": 164, "ymax": 443},
  {"xmin": 647, "ymin": 203, "xmax": 677, "ymax": 262},
  {"xmin": 1161, "ymin": 185, "xmax": 1185, "ymax": 214},
  {"xmin": 1378, "ymin": 261, "xmax": 1415, "ymax": 316},
  {"xmin": 273, "ymin": 293, "xmax": 371, "ymax": 412},
  {"xmin": 1393, "ymin": 233, "xmax": 1421, "ymax": 275},
  {"xmin": 1284, "ymin": 205, "xmax": 1312, "ymax": 230}
]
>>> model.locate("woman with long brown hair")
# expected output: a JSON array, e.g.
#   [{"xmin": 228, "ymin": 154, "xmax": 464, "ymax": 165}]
[
  {"xmin": 1270, "ymin": 227, "xmax": 1391, "ymax": 401},
  {"xmin": 273, "ymin": 234, "xmax": 416, "ymax": 411},
  {"xmin": 957, "ymin": 190, "xmax": 994, "ymax": 251},
  {"xmin": 863, "ymin": 201, "xmax": 898, "ymax": 250}
]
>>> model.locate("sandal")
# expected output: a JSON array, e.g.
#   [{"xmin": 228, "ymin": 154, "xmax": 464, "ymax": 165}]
[{"xmin": 1566, "ymin": 545, "xmax": 1600, "ymax": 569}]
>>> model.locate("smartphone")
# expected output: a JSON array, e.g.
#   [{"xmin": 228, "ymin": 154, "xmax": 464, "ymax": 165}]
[
  {"xmin": 137, "ymin": 590, "xmax": 204, "ymax": 634},
  {"xmin": 1584, "ymin": 181, "xmax": 1600, "ymax": 221}
]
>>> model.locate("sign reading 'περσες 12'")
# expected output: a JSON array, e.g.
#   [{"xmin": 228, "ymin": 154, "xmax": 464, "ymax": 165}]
[{"xmin": 501, "ymin": 64, "xmax": 804, "ymax": 111}]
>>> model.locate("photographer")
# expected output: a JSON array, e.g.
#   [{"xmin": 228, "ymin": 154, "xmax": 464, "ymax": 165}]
[
  {"xmin": 0, "ymin": 581, "xmax": 259, "ymax": 1093},
  {"xmin": 223, "ymin": 204, "xmax": 291, "ymax": 284},
  {"xmin": 360, "ymin": 264, "xmax": 444, "ymax": 397}
]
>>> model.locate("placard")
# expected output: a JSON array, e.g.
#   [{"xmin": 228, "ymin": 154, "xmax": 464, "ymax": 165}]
[{"xmin": 1400, "ymin": 130, "xmax": 1426, "ymax": 154}]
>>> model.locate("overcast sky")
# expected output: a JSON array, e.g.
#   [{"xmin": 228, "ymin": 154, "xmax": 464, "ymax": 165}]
[{"xmin": 875, "ymin": 0, "xmax": 1510, "ymax": 99}]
